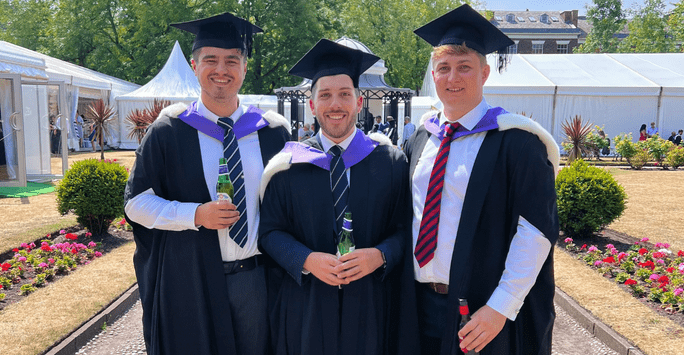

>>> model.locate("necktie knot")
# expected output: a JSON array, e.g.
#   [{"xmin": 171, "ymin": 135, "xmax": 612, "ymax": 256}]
[
  {"xmin": 329, "ymin": 145, "xmax": 343, "ymax": 157},
  {"xmin": 218, "ymin": 117, "xmax": 234, "ymax": 130},
  {"xmin": 444, "ymin": 122, "xmax": 460, "ymax": 139}
]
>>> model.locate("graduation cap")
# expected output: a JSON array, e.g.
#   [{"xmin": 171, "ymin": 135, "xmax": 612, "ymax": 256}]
[
  {"xmin": 414, "ymin": 4, "xmax": 514, "ymax": 70},
  {"xmin": 289, "ymin": 39, "xmax": 380, "ymax": 88},
  {"xmin": 170, "ymin": 12, "xmax": 262, "ymax": 57}
]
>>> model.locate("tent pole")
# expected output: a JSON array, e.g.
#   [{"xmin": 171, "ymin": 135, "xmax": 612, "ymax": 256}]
[
  {"xmin": 656, "ymin": 86, "xmax": 663, "ymax": 135},
  {"xmin": 551, "ymin": 85, "xmax": 558, "ymax": 142}
]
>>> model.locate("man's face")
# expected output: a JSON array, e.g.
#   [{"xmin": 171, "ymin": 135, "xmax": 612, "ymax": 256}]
[
  {"xmin": 192, "ymin": 47, "xmax": 247, "ymax": 106},
  {"xmin": 309, "ymin": 74, "xmax": 362, "ymax": 144},
  {"xmin": 651, "ymin": 123, "xmax": 656, "ymax": 128},
  {"xmin": 432, "ymin": 50, "xmax": 490, "ymax": 116},
  {"xmin": 376, "ymin": 117, "xmax": 381, "ymax": 123}
]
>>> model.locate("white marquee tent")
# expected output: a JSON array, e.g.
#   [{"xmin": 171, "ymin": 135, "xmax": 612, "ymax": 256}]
[
  {"xmin": 0, "ymin": 40, "xmax": 139, "ymax": 185},
  {"xmin": 419, "ymin": 53, "xmax": 684, "ymax": 147}
]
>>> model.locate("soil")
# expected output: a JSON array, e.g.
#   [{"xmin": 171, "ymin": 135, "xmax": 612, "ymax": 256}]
[
  {"xmin": 559, "ymin": 228, "xmax": 684, "ymax": 329},
  {"xmin": 0, "ymin": 225, "xmax": 134, "ymax": 311}
]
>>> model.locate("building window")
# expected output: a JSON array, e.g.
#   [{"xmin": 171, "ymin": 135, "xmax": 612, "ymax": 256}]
[
  {"xmin": 532, "ymin": 43, "xmax": 544, "ymax": 54},
  {"xmin": 540, "ymin": 14, "xmax": 549, "ymax": 23},
  {"xmin": 507, "ymin": 14, "xmax": 515, "ymax": 22},
  {"xmin": 508, "ymin": 43, "xmax": 518, "ymax": 54},
  {"xmin": 557, "ymin": 44, "xmax": 568, "ymax": 54}
]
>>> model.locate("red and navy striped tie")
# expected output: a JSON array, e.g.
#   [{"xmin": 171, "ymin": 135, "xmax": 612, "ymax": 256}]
[{"xmin": 415, "ymin": 122, "xmax": 460, "ymax": 268}]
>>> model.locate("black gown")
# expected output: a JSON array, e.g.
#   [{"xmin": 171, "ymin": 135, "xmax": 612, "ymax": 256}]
[
  {"xmin": 405, "ymin": 119, "xmax": 559, "ymax": 355},
  {"xmin": 124, "ymin": 108, "xmax": 290, "ymax": 355},
  {"xmin": 259, "ymin": 136, "xmax": 419, "ymax": 355}
]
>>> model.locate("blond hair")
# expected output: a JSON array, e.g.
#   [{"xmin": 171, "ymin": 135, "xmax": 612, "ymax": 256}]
[{"xmin": 431, "ymin": 44, "xmax": 486, "ymax": 67}]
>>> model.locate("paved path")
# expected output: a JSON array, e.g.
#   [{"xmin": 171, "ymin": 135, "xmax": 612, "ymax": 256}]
[{"xmin": 73, "ymin": 299, "xmax": 619, "ymax": 355}]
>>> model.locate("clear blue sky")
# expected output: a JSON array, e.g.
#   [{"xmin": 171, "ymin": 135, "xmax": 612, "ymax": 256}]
[{"xmin": 479, "ymin": 0, "xmax": 674, "ymax": 16}]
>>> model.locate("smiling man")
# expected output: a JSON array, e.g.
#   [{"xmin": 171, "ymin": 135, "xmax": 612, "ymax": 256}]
[
  {"xmin": 258, "ymin": 39, "xmax": 418, "ymax": 355},
  {"xmin": 124, "ymin": 13, "xmax": 290, "ymax": 355},
  {"xmin": 405, "ymin": 4, "xmax": 560, "ymax": 355}
]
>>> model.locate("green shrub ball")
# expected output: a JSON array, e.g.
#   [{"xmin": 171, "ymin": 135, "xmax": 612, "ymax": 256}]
[
  {"xmin": 555, "ymin": 160, "xmax": 627, "ymax": 238},
  {"xmin": 56, "ymin": 159, "xmax": 128, "ymax": 235}
]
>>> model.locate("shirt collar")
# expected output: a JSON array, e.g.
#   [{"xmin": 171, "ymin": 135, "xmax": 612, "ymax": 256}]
[
  {"xmin": 439, "ymin": 98, "xmax": 490, "ymax": 131},
  {"xmin": 319, "ymin": 129, "xmax": 358, "ymax": 154},
  {"xmin": 197, "ymin": 97, "xmax": 244, "ymax": 124}
]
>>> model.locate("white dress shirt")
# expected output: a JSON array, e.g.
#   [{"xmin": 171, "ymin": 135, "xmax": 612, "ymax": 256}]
[
  {"xmin": 412, "ymin": 98, "xmax": 552, "ymax": 320},
  {"xmin": 318, "ymin": 129, "xmax": 357, "ymax": 184},
  {"xmin": 125, "ymin": 98, "xmax": 264, "ymax": 262}
]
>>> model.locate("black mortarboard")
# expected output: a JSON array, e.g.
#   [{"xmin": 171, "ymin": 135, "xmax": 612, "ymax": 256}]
[
  {"xmin": 170, "ymin": 13, "xmax": 262, "ymax": 57},
  {"xmin": 414, "ymin": 4, "xmax": 513, "ymax": 58},
  {"xmin": 288, "ymin": 39, "xmax": 380, "ymax": 88}
]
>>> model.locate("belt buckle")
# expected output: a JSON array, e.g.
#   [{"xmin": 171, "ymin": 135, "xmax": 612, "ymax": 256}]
[{"xmin": 430, "ymin": 282, "xmax": 448, "ymax": 295}]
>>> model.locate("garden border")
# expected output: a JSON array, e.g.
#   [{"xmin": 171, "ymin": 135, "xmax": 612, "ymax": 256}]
[{"xmin": 42, "ymin": 283, "xmax": 646, "ymax": 355}]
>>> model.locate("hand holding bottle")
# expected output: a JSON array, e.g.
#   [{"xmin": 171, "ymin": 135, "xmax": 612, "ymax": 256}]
[{"xmin": 194, "ymin": 200, "xmax": 239, "ymax": 230}]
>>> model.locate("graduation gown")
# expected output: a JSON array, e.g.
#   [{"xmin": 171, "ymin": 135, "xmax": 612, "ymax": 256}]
[
  {"xmin": 404, "ymin": 111, "xmax": 559, "ymax": 355},
  {"xmin": 124, "ymin": 103, "xmax": 290, "ymax": 355},
  {"xmin": 259, "ymin": 132, "xmax": 419, "ymax": 355}
]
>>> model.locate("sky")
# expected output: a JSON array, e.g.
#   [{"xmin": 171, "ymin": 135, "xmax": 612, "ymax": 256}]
[{"xmin": 479, "ymin": 0, "xmax": 675, "ymax": 16}]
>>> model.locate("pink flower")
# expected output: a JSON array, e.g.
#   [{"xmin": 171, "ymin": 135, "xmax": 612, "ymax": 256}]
[
  {"xmin": 60, "ymin": 230, "xmax": 66, "ymax": 234},
  {"xmin": 610, "ymin": 248, "xmax": 618, "ymax": 255},
  {"xmin": 678, "ymin": 263, "xmax": 684, "ymax": 274},
  {"xmin": 38, "ymin": 262, "xmax": 48, "ymax": 269},
  {"xmin": 641, "ymin": 237, "xmax": 650, "ymax": 242},
  {"xmin": 20, "ymin": 243, "xmax": 29, "ymax": 249},
  {"xmin": 94, "ymin": 251, "xmax": 102, "ymax": 257},
  {"xmin": 564, "ymin": 237, "xmax": 573, "ymax": 243},
  {"xmin": 48, "ymin": 258, "xmax": 55, "ymax": 264},
  {"xmin": 88, "ymin": 242, "xmax": 97, "ymax": 248},
  {"xmin": 656, "ymin": 259, "xmax": 665, "ymax": 265},
  {"xmin": 29, "ymin": 242, "xmax": 35, "ymax": 249},
  {"xmin": 605, "ymin": 244, "xmax": 614, "ymax": 249},
  {"xmin": 674, "ymin": 288, "xmax": 683, "ymax": 296},
  {"xmin": 649, "ymin": 274, "xmax": 659, "ymax": 281},
  {"xmin": 18, "ymin": 256, "xmax": 26, "ymax": 262},
  {"xmin": 85, "ymin": 232, "xmax": 92, "ymax": 237},
  {"xmin": 589, "ymin": 246, "xmax": 599, "ymax": 252},
  {"xmin": 594, "ymin": 260, "xmax": 603, "ymax": 266}
]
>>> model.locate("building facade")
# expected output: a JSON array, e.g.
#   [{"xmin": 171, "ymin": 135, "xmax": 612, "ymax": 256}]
[{"xmin": 490, "ymin": 10, "xmax": 583, "ymax": 54}]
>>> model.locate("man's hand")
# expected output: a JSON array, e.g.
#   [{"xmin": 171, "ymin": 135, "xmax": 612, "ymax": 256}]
[
  {"xmin": 194, "ymin": 200, "xmax": 239, "ymax": 230},
  {"xmin": 457, "ymin": 305, "xmax": 506, "ymax": 353},
  {"xmin": 303, "ymin": 252, "xmax": 346, "ymax": 286},
  {"xmin": 334, "ymin": 248, "xmax": 384, "ymax": 283}
]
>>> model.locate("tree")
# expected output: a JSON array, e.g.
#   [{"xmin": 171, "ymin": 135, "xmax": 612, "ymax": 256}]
[
  {"xmin": 86, "ymin": 99, "xmax": 115, "ymax": 160},
  {"xmin": 667, "ymin": 1, "xmax": 684, "ymax": 52},
  {"xmin": 618, "ymin": 0, "xmax": 674, "ymax": 53},
  {"xmin": 575, "ymin": 0, "xmax": 625, "ymax": 53}
]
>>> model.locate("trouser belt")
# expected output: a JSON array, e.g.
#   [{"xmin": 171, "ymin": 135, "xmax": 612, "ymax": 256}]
[{"xmin": 223, "ymin": 255, "xmax": 264, "ymax": 275}]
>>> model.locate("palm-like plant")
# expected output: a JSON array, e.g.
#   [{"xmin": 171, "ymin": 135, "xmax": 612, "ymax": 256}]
[
  {"xmin": 561, "ymin": 115, "xmax": 593, "ymax": 162},
  {"xmin": 125, "ymin": 99, "xmax": 170, "ymax": 144},
  {"xmin": 86, "ymin": 99, "xmax": 115, "ymax": 160}
]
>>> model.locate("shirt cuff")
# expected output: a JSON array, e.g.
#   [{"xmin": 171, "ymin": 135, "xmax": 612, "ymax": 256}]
[
  {"xmin": 486, "ymin": 286, "xmax": 524, "ymax": 321},
  {"xmin": 181, "ymin": 203, "xmax": 202, "ymax": 231}
]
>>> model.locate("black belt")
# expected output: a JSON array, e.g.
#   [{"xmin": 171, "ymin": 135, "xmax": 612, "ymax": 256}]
[
  {"xmin": 422, "ymin": 282, "xmax": 448, "ymax": 295},
  {"xmin": 223, "ymin": 255, "xmax": 264, "ymax": 275}
]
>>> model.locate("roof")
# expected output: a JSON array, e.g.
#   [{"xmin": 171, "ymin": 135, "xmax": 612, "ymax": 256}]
[
  {"xmin": 489, "ymin": 10, "xmax": 581, "ymax": 38},
  {"xmin": 117, "ymin": 41, "xmax": 201, "ymax": 101}
]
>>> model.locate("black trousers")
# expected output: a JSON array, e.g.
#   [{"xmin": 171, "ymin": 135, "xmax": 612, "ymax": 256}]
[
  {"xmin": 224, "ymin": 264, "xmax": 269, "ymax": 355},
  {"xmin": 417, "ymin": 282, "xmax": 449, "ymax": 355}
]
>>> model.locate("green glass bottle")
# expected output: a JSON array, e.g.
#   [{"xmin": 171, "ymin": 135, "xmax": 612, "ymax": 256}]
[
  {"xmin": 216, "ymin": 157, "xmax": 234, "ymax": 202},
  {"xmin": 336, "ymin": 212, "xmax": 355, "ymax": 258}
]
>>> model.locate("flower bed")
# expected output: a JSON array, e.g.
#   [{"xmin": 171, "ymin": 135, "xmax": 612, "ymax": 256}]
[
  {"xmin": 561, "ymin": 233, "xmax": 684, "ymax": 320},
  {"xmin": 0, "ymin": 219, "xmax": 133, "ymax": 311}
]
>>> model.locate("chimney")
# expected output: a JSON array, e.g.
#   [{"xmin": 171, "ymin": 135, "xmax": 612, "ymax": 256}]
[{"xmin": 561, "ymin": 10, "xmax": 579, "ymax": 26}]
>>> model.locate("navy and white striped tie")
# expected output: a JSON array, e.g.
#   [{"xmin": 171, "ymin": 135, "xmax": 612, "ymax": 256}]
[
  {"xmin": 329, "ymin": 145, "xmax": 349, "ymax": 238},
  {"xmin": 217, "ymin": 117, "xmax": 248, "ymax": 247}
]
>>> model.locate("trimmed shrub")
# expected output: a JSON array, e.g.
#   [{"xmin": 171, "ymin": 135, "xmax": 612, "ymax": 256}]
[
  {"xmin": 645, "ymin": 136, "xmax": 673, "ymax": 168},
  {"xmin": 56, "ymin": 159, "xmax": 128, "ymax": 235},
  {"xmin": 665, "ymin": 146, "xmax": 684, "ymax": 169},
  {"xmin": 614, "ymin": 134, "xmax": 649, "ymax": 169},
  {"xmin": 556, "ymin": 160, "xmax": 627, "ymax": 238}
]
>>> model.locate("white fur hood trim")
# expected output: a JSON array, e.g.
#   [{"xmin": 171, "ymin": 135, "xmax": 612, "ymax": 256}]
[
  {"xmin": 262, "ymin": 110, "xmax": 290, "ymax": 130},
  {"xmin": 497, "ymin": 113, "xmax": 560, "ymax": 176},
  {"xmin": 368, "ymin": 132, "xmax": 392, "ymax": 146},
  {"xmin": 420, "ymin": 110, "xmax": 440, "ymax": 126},
  {"xmin": 259, "ymin": 151, "xmax": 293, "ymax": 201},
  {"xmin": 161, "ymin": 102, "xmax": 188, "ymax": 119}
]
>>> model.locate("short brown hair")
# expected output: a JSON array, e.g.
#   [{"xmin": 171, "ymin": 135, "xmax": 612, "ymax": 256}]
[{"xmin": 431, "ymin": 44, "xmax": 486, "ymax": 67}]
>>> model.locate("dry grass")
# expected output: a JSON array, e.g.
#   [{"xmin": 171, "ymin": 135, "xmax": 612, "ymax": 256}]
[
  {"xmin": 0, "ymin": 241, "xmax": 137, "ymax": 354},
  {"xmin": 554, "ymin": 166, "xmax": 684, "ymax": 355}
]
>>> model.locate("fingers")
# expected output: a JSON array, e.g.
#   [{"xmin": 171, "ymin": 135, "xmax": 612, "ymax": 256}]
[{"xmin": 458, "ymin": 306, "xmax": 506, "ymax": 353}]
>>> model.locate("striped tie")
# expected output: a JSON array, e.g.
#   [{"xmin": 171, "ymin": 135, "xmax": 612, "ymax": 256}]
[
  {"xmin": 329, "ymin": 145, "xmax": 348, "ymax": 238},
  {"xmin": 415, "ymin": 122, "xmax": 460, "ymax": 268},
  {"xmin": 217, "ymin": 117, "xmax": 248, "ymax": 247}
]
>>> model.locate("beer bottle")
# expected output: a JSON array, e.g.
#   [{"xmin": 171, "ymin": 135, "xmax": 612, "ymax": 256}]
[
  {"xmin": 216, "ymin": 157, "xmax": 234, "ymax": 202},
  {"xmin": 336, "ymin": 212, "xmax": 355, "ymax": 258},
  {"xmin": 459, "ymin": 298, "xmax": 479, "ymax": 354}
]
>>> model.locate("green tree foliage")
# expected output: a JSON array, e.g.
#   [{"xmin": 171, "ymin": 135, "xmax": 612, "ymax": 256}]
[
  {"xmin": 575, "ymin": 0, "xmax": 625, "ymax": 53},
  {"xmin": 668, "ymin": 1, "xmax": 684, "ymax": 52},
  {"xmin": 618, "ymin": 0, "xmax": 674, "ymax": 53}
]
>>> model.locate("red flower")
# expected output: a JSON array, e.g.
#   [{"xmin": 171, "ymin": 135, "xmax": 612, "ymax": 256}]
[
  {"xmin": 580, "ymin": 244, "xmax": 587, "ymax": 251},
  {"xmin": 65, "ymin": 233, "xmax": 78, "ymax": 240},
  {"xmin": 1, "ymin": 263, "xmax": 10, "ymax": 271},
  {"xmin": 678, "ymin": 250, "xmax": 684, "ymax": 257},
  {"xmin": 667, "ymin": 267, "xmax": 675, "ymax": 273},
  {"xmin": 602, "ymin": 256, "xmax": 616, "ymax": 263},
  {"xmin": 638, "ymin": 260, "xmax": 655, "ymax": 270},
  {"xmin": 0, "ymin": 285, "xmax": 3, "ymax": 289},
  {"xmin": 625, "ymin": 279, "xmax": 637, "ymax": 285},
  {"xmin": 652, "ymin": 252, "xmax": 665, "ymax": 259},
  {"xmin": 12, "ymin": 248, "xmax": 18, "ymax": 252},
  {"xmin": 658, "ymin": 275, "xmax": 669, "ymax": 284},
  {"xmin": 41, "ymin": 245, "xmax": 52, "ymax": 252},
  {"xmin": 638, "ymin": 248, "xmax": 648, "ymax": 255},
  {"xmin": 71, "ymin": 248, "xmax": 78, "ymax": 254}
]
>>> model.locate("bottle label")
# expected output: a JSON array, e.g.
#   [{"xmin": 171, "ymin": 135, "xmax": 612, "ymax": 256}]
[
  {"xmin": 342, "ymin": 219, "xmax": 352, "ymax": 231},
  {"xmin": 336, "ymin": 245, "xmax": 355, "ymax": 259},
  {"xmin": 219, "ymin": 164, "xmax": 229, "ymax": 175},
  {"xmin": 217, "ymin": 192, "xmax": 232, "ymax": 203}
]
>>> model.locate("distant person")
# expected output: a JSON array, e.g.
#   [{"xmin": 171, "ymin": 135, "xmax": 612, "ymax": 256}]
[
  {"xmin": 74, "ymin": 113, "xmax": 84, "ymax": 149},
  {"xmin": 298, "ymin": 123, "xmax": 313, "ymax": 141},
  {"xmin": 668, "ymin": 131, "xmax": 677, "ymax": 144},
  {"xmin": 639, "ymin": 124, "xmax": 647, "ymax": 141},
  {"xmin": 371, "ymin": 115, "xmax": 382, "ymax": 133},
  {"xmin": 647, "ymin": 122, "xmax": 658, "ymax": 138},
  {"xmin": 50, "ymin": 115, "xmax": 62, "ymax": 154},
  {"xmin": 402, "ymin": 116, "xmax": 416, "ymax": 149},
  {"xmin": 386, "ymin": 115, "xmax": 398, "ymax": 145},
  {"xmin": 675, "ymin": 130, "xmax": 683, "ymax": 146}
]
